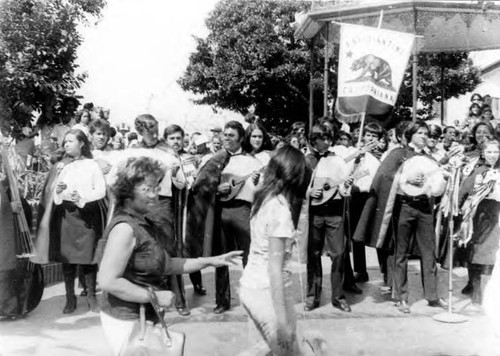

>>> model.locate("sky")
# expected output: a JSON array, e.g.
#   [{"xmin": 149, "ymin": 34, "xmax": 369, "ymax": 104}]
[
  {"xmin": 76, "ymin": 0, "xmax": 238, "ymax": 134},
  {"xmin": 76, "ymin": 0, "xmax": 500, "ymax": 134}
]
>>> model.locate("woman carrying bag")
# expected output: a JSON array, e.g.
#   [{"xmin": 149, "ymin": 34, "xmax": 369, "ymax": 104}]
[{"xmin": 97, "ymin": 156, "xmax": 242, "ymax": 355}]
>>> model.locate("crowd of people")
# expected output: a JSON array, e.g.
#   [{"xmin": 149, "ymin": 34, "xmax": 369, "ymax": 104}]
[{"xmin": 1, "ymin": 92, "xmax": 500, "ymax": 355}]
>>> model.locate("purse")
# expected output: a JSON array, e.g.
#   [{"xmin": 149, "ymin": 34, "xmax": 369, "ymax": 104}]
[{"xmin": 121, "ymin": 287, "xmax": 186, "ymax": 356}]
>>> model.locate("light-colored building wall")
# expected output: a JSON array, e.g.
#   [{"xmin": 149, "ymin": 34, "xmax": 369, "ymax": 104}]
[{"xmin": 443, "ymin": 63, "xmax": 500, "ymax": 127}]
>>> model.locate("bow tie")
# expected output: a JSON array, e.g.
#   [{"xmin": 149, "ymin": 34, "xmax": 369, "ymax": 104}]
[{"xmin": 315, "ymin": 152, "xmax": 330, "ymax": 160}]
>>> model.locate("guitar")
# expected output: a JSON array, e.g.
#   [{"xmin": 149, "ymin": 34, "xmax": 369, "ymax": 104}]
[
  {"xmin": 0, "ymin": 134, "xmax": 44, "ymax": 318},
  {"xmin": 399, "ymin": 155, "xmax": 446, "ymax": 197},
  {"xmin": 311, "ymin": 168, "xmax": 370, "ymax": 206},
  {"xmin": 219, "ymin": 166, "xmax": 266, "ymax": 202},
  {"xmin": 310, "ymin": 155, "xmax": 349, "ymax": 206}
]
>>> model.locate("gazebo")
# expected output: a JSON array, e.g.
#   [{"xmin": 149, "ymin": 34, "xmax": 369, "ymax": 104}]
[{"xmin": 294, "ymin": 0, "xmax": 500, "ymax": 128}]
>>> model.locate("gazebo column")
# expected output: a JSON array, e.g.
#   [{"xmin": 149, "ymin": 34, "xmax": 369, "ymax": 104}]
[
  {"xmin": 412, "ymin": 41, "xmax": 418, "ymax": 122},
  {"xmin": 309, "ymin": 39, "xmax": 315, "ymax": 133}
]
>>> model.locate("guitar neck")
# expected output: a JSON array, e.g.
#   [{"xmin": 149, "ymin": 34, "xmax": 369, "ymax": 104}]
[{"xmin": 1, "ymin": 147, "xmax": 33, "ymax": 247}]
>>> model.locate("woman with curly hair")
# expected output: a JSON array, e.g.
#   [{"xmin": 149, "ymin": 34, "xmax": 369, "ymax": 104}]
[{"xmin": 97, "ymin": 156, "xmax": 242, "ymax": 355}]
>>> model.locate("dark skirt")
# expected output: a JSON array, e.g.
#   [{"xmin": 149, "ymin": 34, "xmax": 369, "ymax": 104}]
[
  {"xmin": 471, "ymin": 199, "xmax": 500, "ymax": 266},
  {"xmin": 50, "ymin": 200, "xmax": 104, "ymax": 264}
]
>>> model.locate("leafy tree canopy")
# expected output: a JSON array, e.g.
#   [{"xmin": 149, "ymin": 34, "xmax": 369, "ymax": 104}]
[
  {"xmin": 179, "ymin": 0, "xmax": 338, "ymax": 135},
  {"xmin": 0, "ymin": 0, "xmax": 106, "ymax": 133},
  {"xmin": 179, "ymin": 0, "xmax": 481, "ymax": 134},
  {"xmin": 393, "ymin": 52, "xmax": 482, "ymax": 123}
]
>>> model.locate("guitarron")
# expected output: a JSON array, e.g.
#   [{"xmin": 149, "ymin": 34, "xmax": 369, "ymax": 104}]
[{"xmin": 0, "ymin": 139, "xmax": 44, "ymax": 319}]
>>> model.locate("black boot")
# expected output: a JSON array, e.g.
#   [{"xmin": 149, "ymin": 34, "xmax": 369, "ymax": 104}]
[
  {"xmin": 63, "ymin": 295, "xmax": 77, "ymax": 314},
  {"xmin": 63, "ymin": 264, "xmax": 77, "ymax": 314},
  {"xmin": 191, "ymin": 271, "xmax": 207, "ymax": 296},
  {"xmin": 84, "ymin": 265, "xmax": 99, "ymax": 313}
]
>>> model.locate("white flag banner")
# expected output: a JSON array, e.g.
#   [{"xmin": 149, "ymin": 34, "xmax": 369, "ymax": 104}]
[{"xmin": 336, "ymin": 23, "xmax": 415, "ymax": 121}]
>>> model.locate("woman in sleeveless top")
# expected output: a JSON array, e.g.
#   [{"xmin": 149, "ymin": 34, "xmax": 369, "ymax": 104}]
[{"xmin": 97, "ymin": 156, "xmax": 242, "ymax": 355}]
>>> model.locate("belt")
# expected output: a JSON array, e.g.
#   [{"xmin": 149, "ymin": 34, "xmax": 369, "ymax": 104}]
[
  {"xmin": 398, "ymin": 194, "xmax": 430, "ymax": 204},
  {"xmin": 219, "ymin": 199, "xmax": 251, "ymax": 208}
]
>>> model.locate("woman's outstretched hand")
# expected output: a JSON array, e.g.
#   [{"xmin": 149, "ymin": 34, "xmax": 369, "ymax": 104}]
[{"xmin": 212, "ymin": 251, "xmax": 243, "ymax": 267}]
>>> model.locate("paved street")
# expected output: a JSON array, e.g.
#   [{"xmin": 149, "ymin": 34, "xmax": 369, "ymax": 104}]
[{"xmin": 1, "ymin": 249, "xmax": 499, "ymax": 356}]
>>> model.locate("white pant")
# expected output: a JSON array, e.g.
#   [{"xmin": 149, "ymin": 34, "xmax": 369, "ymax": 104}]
[
  {"xmin": 100, "ymin": 311, "xmax": 136, "ymax": 356},
  {"xmin": 239, "ymin": 286, "xmax": 301, "ymax": 356}
]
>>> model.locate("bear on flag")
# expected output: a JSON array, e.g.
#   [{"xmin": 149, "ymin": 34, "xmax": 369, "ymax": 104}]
[{"xmin": 336, "ymin": 23, "xmax": 415, "ymax": 124}]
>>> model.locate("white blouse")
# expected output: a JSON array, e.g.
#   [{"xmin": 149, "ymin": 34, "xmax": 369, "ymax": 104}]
[
  {"xmin": 240, "ymin": 195, "xmax": 295, "ymax": 289},
  {"xmin": 53, "ymin": 158, "xmax": 106, "ymax": 208}
]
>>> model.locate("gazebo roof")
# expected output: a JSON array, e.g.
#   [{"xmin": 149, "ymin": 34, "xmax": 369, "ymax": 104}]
[{"xmin": 294, "ymin": 0, "xmax": 500, "ymax": 52}]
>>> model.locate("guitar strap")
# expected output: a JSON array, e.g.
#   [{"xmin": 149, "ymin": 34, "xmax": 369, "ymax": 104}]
[{"xmin": 309, "ymin": 159, "xmax": 319, "ymax": 190}]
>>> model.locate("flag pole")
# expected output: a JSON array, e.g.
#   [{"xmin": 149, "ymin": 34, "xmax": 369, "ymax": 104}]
[
  {"xmin": 412, "ymin": 8, "xmax": 418, "ymax": 122},
  {"xmin": 433, "ymin": 167, "xmax": 468, "ymax": 324},
  {"xmin": 323, "ymin": 24, "xmax": 329, "ymax": 117},
  {"xmin": 357, "ymin": 112, "xmax": 366, "ymax": 146},
  {"xmin": 378, "ymin": 10, "xmax": 384, "ymax": 28}
]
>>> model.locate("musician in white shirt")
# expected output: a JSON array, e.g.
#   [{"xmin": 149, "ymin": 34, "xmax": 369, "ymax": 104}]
[
  {"xmin": 304, "ymin": 122, "xmax": 353, "ymax": 313},
  {"xmin": 392, "ymin": 121, "xmax": 448, "ymax": 313},
  {"xmin": 425, "ymin": 124, "xmax": 447, "ymax": 162},
  {"xmin": 345, "ymin": 122, "xmax": 383, "ymax": 284},
  {"xmin": 164, "ymin": 124, "xmax": 207, "ymax": 303},
  {"xmin": 133, "ymin": 115, "xmax": 188, "ymax": 316}
]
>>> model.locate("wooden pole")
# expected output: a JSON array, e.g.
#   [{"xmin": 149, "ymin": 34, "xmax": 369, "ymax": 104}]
[
  {"xmin": 412, "ymin": 41, "xmax": 418, "ymax": 122},
  {"xmin": 309, "ymin": 39, "xmax": 315, "ymax": 133},
  {"xmin": 323, "ymin": 25, "xmax": 329, "ymax": 117},
  {"xmin": 412, "ymin": 8, "xmax": 418, "ymax": 122},
  {"xmin": 441, "ymin": 54, "xmax": 445, "ymax": 126}
]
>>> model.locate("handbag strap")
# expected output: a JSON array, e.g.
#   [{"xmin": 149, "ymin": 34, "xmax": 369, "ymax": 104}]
[{"xmin": 146, "ymin": 287, "xmax": 174, "ymax": 347}]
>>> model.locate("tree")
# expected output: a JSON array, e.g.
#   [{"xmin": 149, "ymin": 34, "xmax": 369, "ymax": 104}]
[
  {"xmin": 392, "ymin": 52, "xmax": 482, "ymax": 124},
  {"xmin": 180, "ymin": 0, "xmax": 481, "ymax": 134},
  {"xmin": 0, "ymin": 0, "xmax": 106, "ymax": 133},
  {"xmin": 179, "ymin": 0, "xmax": 339, "ymax": 135}
]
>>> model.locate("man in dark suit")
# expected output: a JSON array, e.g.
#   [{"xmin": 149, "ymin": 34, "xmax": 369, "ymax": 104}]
[
  {"xmin": 304, "ymin": 122, "xmax": 353, "ymax": 313},
  {"xmin": 354, "ymin": 120, "xmax": 448, "ymax": 313},
  {"xmin": 185, "ymin": 120, "xmax": 260, "ymax": 314}
]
